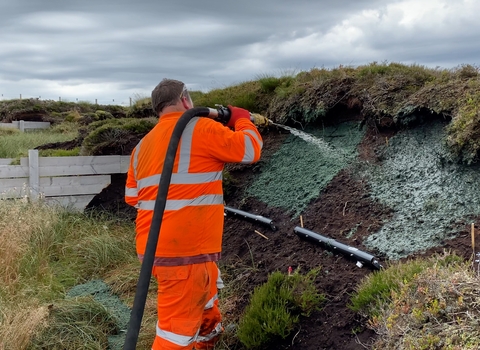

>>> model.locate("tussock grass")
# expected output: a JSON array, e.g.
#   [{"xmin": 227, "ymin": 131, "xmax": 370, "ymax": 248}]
[
  {"xmin": 28, "ymin": 297, "xmax": 118, "ymax": 350},
  {"xmin": 447, "ymin": 90, "xmax": 480, "ymax": 164},
  {"xmin": 0, "ymin": 200, "xmax": 138, "ymax": 349},
  {"xmin": 350, "ymin": 252, "xmax": 480, "ymax": 349},
  {"xmin": 80, "ymin": 117, "xmax": 157, "ymax": 155},
  {"xmin": 0, "ymin": 302, "xmax": 50, "ymax": 350}
]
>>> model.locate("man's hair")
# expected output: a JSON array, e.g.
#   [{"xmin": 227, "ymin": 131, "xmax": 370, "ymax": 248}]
[{"xmin": 151, "ymin": 78, "xmax": 186, "ymax": 114}]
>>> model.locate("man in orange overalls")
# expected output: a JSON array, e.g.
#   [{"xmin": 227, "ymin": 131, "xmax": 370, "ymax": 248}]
[{"xmin": 125, "ymin": 78, "xmax": 265, "ymax": 349}]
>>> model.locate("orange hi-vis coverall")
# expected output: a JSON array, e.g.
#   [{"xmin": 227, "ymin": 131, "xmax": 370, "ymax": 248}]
[{"xmin": 125, "ymin": 111, "xmax": 263, "ymax": 349}]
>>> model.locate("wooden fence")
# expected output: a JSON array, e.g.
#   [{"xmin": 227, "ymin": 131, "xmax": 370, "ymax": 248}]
[
  {"xmin": 0, "ymin": 120, "xmax": 50, "ymax": 132},
  {"xmin": 0, "ymin": 150, "xmax": 130, "ymax": 211}
]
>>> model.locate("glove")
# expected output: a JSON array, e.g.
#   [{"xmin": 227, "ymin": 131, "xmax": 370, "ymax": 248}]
[
  {"xmin": 251, "ymin": 113, "xmax": 269, "ymax": 127},
  {"xmin": 226, "ymin": 105, "xmax": 250, "ymax": 128}
]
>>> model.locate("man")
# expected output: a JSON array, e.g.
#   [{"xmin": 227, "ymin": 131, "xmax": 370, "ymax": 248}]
[{"xmin": 125, "ymin": 78, "xmax": 264, "ymax": 349}]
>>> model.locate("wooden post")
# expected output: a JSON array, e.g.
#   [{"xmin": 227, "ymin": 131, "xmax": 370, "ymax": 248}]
[
  {"xmin": 130, "ymin": 97, "xmax": 132, "ymax": 107},
  {"xmin": 19, "ymin": 120, "xmax": 25, "ymax": 132},
  {"xmin": 28, "ymin": 150, "xmax": 40, "ymax": 201}
]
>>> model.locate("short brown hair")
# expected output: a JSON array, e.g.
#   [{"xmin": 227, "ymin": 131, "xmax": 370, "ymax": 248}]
[{"xmin": 151, "ymin": 78, "xmax": 185, "ymax": 114}]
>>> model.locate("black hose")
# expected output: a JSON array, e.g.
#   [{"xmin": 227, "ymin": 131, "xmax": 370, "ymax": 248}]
[{"xmin": 123, "ymin": 107, "xmax": 214, "ymax": 350}]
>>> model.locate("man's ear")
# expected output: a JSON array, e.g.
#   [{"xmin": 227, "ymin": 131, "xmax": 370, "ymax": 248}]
[
  {"xmin": 181, "ymin": 96, "xmax": 194, "ymax": 110},
  {"xmin": 180, "ymin": 96, "xmax": 190, "ymax": 110}
]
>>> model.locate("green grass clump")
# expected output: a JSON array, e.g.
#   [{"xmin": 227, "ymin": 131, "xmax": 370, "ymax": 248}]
[
  {"xmin": 237, "ymin": 268, "xmax": 325, "ymax": 349},
  {"xmin": 80, "ymin": 117, "xmax": 157, "ymax": 155},
  {"xmin": 126, "ymin": 94, "xmax": 156, "ymax": 119},
  {"xmin": 39, "ymin": 147, "xmax": 80, "ymax": 157},
  {"xmin": 28, "ymin": 297, "xmax": 118, "ymax": 350},
  {"xmin": 0, "ymin": 200, "xmax": 138, "ymax": 349},
  {"xmin": 358, "ymin": 252, "xmax": 480, "ymax": 350},
  {"xmin": 192, "ymin": 80, "xmax": 267, "ymax": 113},
  {"xmin": 446, "ymin": 91, "xmax": 480, "ymax": 164},
  {"xmin": 349, "ymin": 258, "xmax": 432, "ymax": 317}
]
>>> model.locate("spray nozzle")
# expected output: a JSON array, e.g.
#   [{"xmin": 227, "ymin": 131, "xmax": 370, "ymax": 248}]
[
  {"xmin": 214, "ymin": 104, "xmax": 231, "ymax": 124},
  {"xmin": 209, "ymin": 105, "xmax": 269, "ymax": 127}
]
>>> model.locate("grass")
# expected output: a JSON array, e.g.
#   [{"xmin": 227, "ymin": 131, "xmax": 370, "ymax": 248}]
[
  {"xmin": 350, "ymin": 251, "xmax": 480, "ymax": 349},
  {"xmin": 0, "ymin": 123, "xmax": 78, "ymax": 159},
  {"xmin": 0, "ymin": 199, "xmax": 140, "ymax": 349}
]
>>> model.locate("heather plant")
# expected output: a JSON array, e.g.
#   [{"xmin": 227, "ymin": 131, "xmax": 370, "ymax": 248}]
[{"xmin": 236, "ymin": 268, "xmax": 325, "ymax": 349}]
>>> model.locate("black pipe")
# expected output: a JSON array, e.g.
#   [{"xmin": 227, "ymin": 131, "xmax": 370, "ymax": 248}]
[
  {"xmin": 293, "ymin": 226, "xmax": 382, "ymax": 270},
  {"xmin": 123, "ymin": 107, "xmax": 217, "ymax": 350},
  {"xmin": 224, "ymin": 206, "xmax": 277, "ymax": 230}
]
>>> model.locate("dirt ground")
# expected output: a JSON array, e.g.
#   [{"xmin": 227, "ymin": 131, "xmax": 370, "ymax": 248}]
[{"xmin": 86, "ymin": 122, "xmax": 475, "ymax": 350}]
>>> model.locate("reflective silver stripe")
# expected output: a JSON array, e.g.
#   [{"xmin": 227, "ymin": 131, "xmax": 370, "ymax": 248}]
[
  {"xmin": 137, "ymin": 171, "xmax": 222, "ymax": 189},
  {"xmin": 204, "ymin": 294, "xmax": 218, "ymax": 310},
  {"xmin": 137, "ymin": 174, "xmax": 160, "ymax": 188},
  {"xmin": 156, "ymin": 322, "xmax": 197, "ymax": 346},
  {"xmin": 137, "ymin": 194, "xmax": 223, "ymax": 211},
  {"xmin": 125, "ymin": 187, "xmax": 138, "ymax": 197},
  {"xmin": 133, "ymin": 140, "xmax": 142, "ymax": 180},
  {"xmin": 244, "ymin": 129, "xmax": 263, "ymax": 148},
  {"xmin": 241, "ymin": 134, "xmax": 255, "ymax": 164},
  {"xmin": 196, "ymin": 322, "xmax": 223, "ymax": 343},
  {"xmin": 217, "ymin": 269, "xmax": 224, "ymax": 289},
  {"xmin": 178, "ymin": 118, "xmax": 199, "ymax": 173}
]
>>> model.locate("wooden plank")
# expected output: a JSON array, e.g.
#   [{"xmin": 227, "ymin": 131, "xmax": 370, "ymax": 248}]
[
  {"xmin": 43, "ymin": 195, "xmax": 96, "ymax": 211},
  {"xmin": 0, "ymin": 178, "xmax": 29, "ymax": 198},
  {"xmin": 39, "ymin": 175, "xmax": 111, "ymax": 196},
  {"xmin": 24, "ymin": 121, "xmax": 50, "ymax": 129},
  {"xmin": 11, "ymin": 121, "xmax": 50, "ymax": 130},
  {"xmin": 38, "ymin": 163, "xmax": 126, "ymax": 176},
  {"xmin": 38, "ymin": 155, "xmax": 127, "ymax": 167},
  {"xmin": 0, "ymin": 159, "xmax": 15, "ymax": 165},
  {"xmin": 0, "ymin": 165, "xmax": 29, "ymax": 178},
  {"xmin": 0, "ymin": 123, "xmax": 17, "ymax": 129},
  {"xmin": 19, "ymin": 155, "xmax": 130, "ymax": 176}
]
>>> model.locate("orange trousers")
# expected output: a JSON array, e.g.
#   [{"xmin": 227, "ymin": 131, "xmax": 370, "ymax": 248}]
[{"xmin": 152, "ymin": 261, "xmax": 223, "ymax": 350}]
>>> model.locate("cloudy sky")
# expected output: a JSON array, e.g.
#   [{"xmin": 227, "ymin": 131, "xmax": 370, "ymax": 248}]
[{"xmin": 1, "ymin": 0, "xmax": 479, "ymax": 106}]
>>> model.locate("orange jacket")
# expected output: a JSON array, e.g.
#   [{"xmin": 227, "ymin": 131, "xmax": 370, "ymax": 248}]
[{"xmin": 125, "ymin": 111, "xmax": 263, "ymax": 266}]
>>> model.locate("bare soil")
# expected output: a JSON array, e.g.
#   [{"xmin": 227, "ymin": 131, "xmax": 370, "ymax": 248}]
[{"xmin": 85, "ymin": 122, "xmax": 474, "ymax": 350}]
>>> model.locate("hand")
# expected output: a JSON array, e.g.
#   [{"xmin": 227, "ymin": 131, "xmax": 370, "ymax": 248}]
[
  {"xmin": 226, "ymin": 105, "xmax": 250, "ymax": 128},
  {"xmin": 251, "ymin": 113, "xmax": 269, "ymax": 127}
]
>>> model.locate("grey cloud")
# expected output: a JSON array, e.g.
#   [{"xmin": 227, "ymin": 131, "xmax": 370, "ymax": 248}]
[{"xmin": 1, "ymin": 0, "xmax": 479, "ymax": 103}]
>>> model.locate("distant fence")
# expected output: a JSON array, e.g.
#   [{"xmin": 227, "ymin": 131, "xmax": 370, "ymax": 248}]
[
  {"xmin": 0, "ymin": 150, "xmax": 130, "ymax": 211},
  {"xmin": 0, "ymin": 120, "xmax": 50, "ymax": 132}
]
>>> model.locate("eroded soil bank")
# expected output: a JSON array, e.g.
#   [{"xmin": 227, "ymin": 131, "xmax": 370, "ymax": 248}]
[{"xmin": 86, "ymin": 117, "xmax": 479, "ymax": 349}]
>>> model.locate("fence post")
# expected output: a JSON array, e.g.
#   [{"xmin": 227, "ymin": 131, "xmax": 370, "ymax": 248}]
[
  {"xmin": 19, "ymin": 120, "xmax": 25, "ymax": 132},
  {"xmin": 28, "ymin": 149, "xmax": 40, "ymax": 201}
]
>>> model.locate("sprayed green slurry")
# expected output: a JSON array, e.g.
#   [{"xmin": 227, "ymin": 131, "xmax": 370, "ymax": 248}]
[
  {"xmin": 248, "ymin": 122, "xmax": 365, "ymax": 216},
  {"xmin": 363, "ymin": 122, "xmax": 480, "ymax": 259},
  {"xmin": 67, "ymin": 280, "xmax": 131, "ymax": 350}
]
